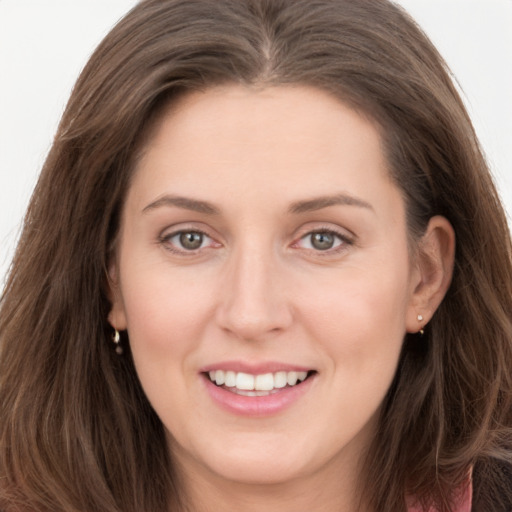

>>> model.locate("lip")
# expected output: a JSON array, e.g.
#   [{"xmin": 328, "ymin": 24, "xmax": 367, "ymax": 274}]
[
  {"xmin": 199, "ymin": 361, "xmax": 313, "ymax": 374},
  {"xmin": 200, "ymin": 362, "xmax": 317, "ymax": 417}
]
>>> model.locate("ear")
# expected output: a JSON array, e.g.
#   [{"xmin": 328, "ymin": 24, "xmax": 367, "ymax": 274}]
[
  {"xmin": 106, "ymin": 261, "xmax": 128, "ymax": 331},
  {"xmin": 406, "ymin": 215, "xmax": 455, "ymax": 333}
]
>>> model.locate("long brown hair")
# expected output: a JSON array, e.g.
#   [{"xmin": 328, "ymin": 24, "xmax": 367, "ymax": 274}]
[{"xmin": 1, "ymin": 1, "xmax": 511, "ymax": 510}]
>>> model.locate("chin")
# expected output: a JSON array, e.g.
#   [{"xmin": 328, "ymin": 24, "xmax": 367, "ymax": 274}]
[
  {"xmin": 173, "ymin": 430, "xmax": 318, "ymax": 486},
  {"xmin": 206, "ymin": 454, "xmax": 310, "ymax": 486}
]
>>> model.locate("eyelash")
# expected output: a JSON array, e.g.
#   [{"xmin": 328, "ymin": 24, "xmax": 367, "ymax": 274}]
[
  {"xmin": 159, "ymin": 229, "xmax": 218, "ymax": 255},
  {"xmin": 293, "ymin": 228, "xmax": 354, "ymax": 255},
  {"xmin": 158, "ymin": 227, "xmax": 354, "ymax": 255}
]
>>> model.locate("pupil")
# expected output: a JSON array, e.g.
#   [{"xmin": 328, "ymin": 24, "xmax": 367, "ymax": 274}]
[
  {"xmin": 312, "ymin": 232, "xmax": 334, "ymax": 250},
  {"xmin": 180, "ymin": 232, "xmax": 203, "ymax": 250}
]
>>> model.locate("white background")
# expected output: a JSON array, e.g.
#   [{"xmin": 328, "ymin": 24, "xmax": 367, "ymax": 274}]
[{"xmin": 1, "ymin": 1, "xmax": 511, "ymax": 285}]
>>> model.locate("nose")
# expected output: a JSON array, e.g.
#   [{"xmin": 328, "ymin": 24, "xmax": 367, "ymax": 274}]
[{"xmin": 215, "ymin": 243, "xmax": 293, "ymax": 342}]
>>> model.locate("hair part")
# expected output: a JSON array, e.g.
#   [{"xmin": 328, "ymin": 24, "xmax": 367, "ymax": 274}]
[{"xmin": 1, "ymin": 1, "xmax": 511, "ymax": 511}]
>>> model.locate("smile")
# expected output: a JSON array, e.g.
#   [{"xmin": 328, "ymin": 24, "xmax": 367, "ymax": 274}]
[
  {"xmin": 201, "ymin": 362, "xmax": 317, "ymax": 416},
  {"xmin": 207, "ymin": 370, "xmax": 310, "ymax": 396}
]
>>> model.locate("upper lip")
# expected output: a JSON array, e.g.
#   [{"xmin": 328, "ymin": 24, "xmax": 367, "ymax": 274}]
[{"xmin": 199, "ymin": 361, "xmax": 314, "ymax": 374}]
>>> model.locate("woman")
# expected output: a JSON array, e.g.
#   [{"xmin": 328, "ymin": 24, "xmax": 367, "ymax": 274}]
[{"xmin": 0, "ymin": 0, "xmax": 511, "ymax": 510}]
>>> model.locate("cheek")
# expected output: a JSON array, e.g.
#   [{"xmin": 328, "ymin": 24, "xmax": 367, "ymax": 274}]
[
  {"xmin": 298, "ymin": 261, "xmax": 410, "ymax": 371},
  {"xmin": 305, "ymin": 265, "xmax": 409, "ymax": 325},
  {"xmin": 117, "ymin": 266, "xmax": 219, "ymax": 422},
  {"xmin": 117, "ymin": 261, "xmax": 218, "ymax": 365}
]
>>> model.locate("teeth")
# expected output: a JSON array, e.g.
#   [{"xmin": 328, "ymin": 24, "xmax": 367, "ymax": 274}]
[
  {"xmin": 236, "ymin": 372, "xmax": 255, "ymax": 390},
  {"xmin": 287, "ymin": 371, "xmax": 298, "ymax": 386},
  {"xmin": 274, "ymin": 371, "xmax": 288, "ymax": 388},
  {"xmin": 214, "ymin": 369, "xmax": 225, "ymax": 386},
  {"xmin": 207, "ymin": 370, "xmax": 309, "ymax": 391},
  {"xmin": 255, "ymin": 373, "xmax": 274, "ymax": 391},
  {"xmin": 224, "ymin": 370, "xmax": 236, "ymax": 387}
]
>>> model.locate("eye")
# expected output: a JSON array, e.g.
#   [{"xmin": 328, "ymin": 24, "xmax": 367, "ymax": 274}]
[
  {"xmin": 161, "ymin": 230, "xmax": 216, "ymax": 252},
  {"xmin": 296, "ymin": 230, "xmax": 349, "ymax": 252}
]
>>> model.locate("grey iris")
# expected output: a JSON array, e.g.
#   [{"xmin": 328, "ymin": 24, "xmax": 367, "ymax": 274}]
[
  {"xmin": 180, "ymin": 232, "xmax": 203, "ymax": 250},
  {"xmin": 311, "ymin": 232, "xmax": 335, "ymax": 250}
]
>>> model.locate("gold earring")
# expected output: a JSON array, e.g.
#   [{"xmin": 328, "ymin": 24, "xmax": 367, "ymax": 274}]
[
  {"xmin": 417, "ymin": 315, "xmax": 425, "ymax": 336},
  {"xmin": 113, "ymin": 329, "xmax": 123, "ymax": 355}
]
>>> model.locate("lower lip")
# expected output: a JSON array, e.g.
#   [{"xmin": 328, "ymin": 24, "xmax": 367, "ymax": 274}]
[{"xmin": 202, "ymin": 374, "xmax": 315, "ymax": 417}]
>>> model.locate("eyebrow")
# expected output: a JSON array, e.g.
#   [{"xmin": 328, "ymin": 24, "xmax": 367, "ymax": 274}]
[
  {"xmin": 142, "ymin": 192, "xmax": 373, "ymax": 216},
  {"xmin": 142, "ymin": 195, "xmax": 220, "ymax": 215},
  {"xmin": 288, "ymin": 193, "xmax": 374, "ymax": 214}
]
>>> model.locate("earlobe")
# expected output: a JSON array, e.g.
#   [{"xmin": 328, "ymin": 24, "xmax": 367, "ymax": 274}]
[
  {"xmin": 406, "ymin": 216, "xmax": 455, "ymax": 333},
  {"xmin": 106, "ymin": 263, "xmax": 128, "ymax": 331}
]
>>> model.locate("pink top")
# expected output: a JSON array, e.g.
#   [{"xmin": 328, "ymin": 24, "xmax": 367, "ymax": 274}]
[{"xmin": 407, "ymin": 480, "xmax": 472, "ymax": 512}]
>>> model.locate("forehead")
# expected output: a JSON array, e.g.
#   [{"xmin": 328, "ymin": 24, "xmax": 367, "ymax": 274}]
[
  {"xmin": 132, "ymin": 85, "xmax": 392, "ymax": 199},
  {"xmin": 145, "ymin": 85, "xmax": 381, "ymax": 148}
]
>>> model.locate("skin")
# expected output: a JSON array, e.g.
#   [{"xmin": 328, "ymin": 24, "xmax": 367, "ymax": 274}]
[{"xmin": 109, "ymin": 85, "xmax": 454, "ymax": 512}]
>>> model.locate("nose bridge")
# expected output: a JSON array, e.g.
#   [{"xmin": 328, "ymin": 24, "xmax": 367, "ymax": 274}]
[{"xmin": 216, "ymin": 237, "xmax": 291, "ymax": 340}]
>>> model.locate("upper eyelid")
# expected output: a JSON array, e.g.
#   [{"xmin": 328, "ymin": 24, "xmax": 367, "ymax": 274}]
[
  {"xmin": 159, "ymin": 222, "xmax": 216, "ymax": 239},
  {"xmin": 296, "ymin": 230, "xmax": 351, "ymax": 246},
  {"xmin": 161, "ymin": 227, "xmax": 208, "ymax": 237},
  {"xmin": 295, "ymin": 224, "xmax": 355, "ymax": 241}
]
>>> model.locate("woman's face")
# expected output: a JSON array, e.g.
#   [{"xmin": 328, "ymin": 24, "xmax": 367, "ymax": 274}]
[{"xmin": 109, "ymin": 85, "xmax": 425, "ymax": 489}]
